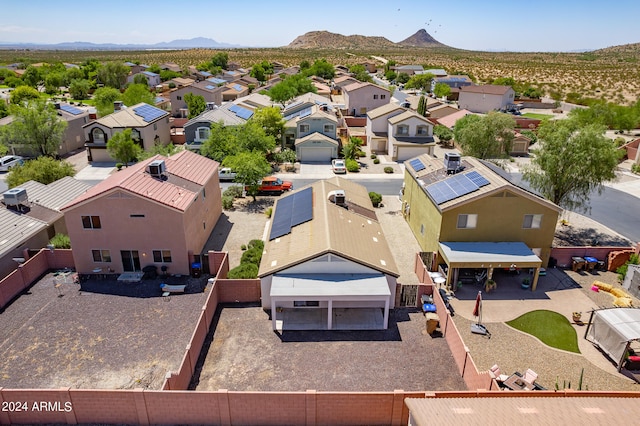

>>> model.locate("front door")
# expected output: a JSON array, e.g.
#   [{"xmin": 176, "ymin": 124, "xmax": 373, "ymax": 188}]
[{"xmin": 120, "ymin": 250, "xmax": 141, "ymax": 272}]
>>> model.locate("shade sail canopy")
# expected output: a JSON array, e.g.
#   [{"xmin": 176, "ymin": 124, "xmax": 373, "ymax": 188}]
[{"xmin": 586, "ymin": 308, "xmax": 640, "ymax": 367}]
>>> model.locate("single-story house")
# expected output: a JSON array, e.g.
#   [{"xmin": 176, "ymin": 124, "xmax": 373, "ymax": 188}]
[
  {"xmin": 259, "ymin": 177, "xmax": 400, "ymax": 331},
  {"xmin": 458, "ymin": 85, "xmax": 516, "ymax": 113},
  {"xmin": 430, "ymin": 75, "xmax": 473, "ymax": 92},
  {"xmin": 127, "ymin": 71, "xmax": 161, "ymax": 88},
  {"xmin": 222, "ymin": 82, "xmax": 249, "ymax": 101}
]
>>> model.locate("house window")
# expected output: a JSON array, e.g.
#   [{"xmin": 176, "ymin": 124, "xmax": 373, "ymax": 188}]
[
  {"xmin": 92, "ymin": 249, "xmax": 111, "ymax": 263},
  {"xmin": 153, "ymin": 123, "xmax": 157, "ymax": 131},
  {"xmin": 153, "ymin": 250, "xmax": 172, "ymax": 263},
  {"xmin": 323, "ymin": 124, "xmax": 334, "ymax": 133},
  {"xmin": 373, "ymin": 94, "xmax": 379, "ymax": 99},
  {"xmin": 202, "ymin": 188, "xmax": 206, "ymax": 200},
  {"xmin": 381, "ymin": 94, "xmax": 386, "ymax": 99},
  {"xmin": 397, "ymin": 125, "xmax": 409, "ymax": 136},
  {"xmin": 196, "ymin": 127, "xmax": 210, "ymax": 141},
  {"xmin": 130, "ymin": 214, "xmax": 145, "ymax": 218},
  {"xmin": 82, "ymin": 215, "xmax": 101, "ymax": 229},
  {"xmin": 177, "ymin": 96, "xmax": 182, "ymax": 101},
  {"xmin": 91, "ymin": 128, "xmax": 106, "ymax": 143},
  {"xmin": 299, "ymin": 124, "xmax": 310, "ymax": 133},
  {"xmin": 416, "ymin": 125, "xmax": 428, "ymax": 136},
  {"xmin": 523, "ymin": 214, "xmax": 543, "ymax": 229},
  {"xmin": 457, "ymin": 214, "xmax": 478, "ymax": 229}
]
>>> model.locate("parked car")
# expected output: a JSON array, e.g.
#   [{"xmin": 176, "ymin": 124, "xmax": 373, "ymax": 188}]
[
  {"xmin": 331, "ymin": 159, "xmax": 346, "ymax": 174},
  {"xmin": 218, "ymin": 167, "xmax": 237, "ymax": 181},
  {"xmin": 247, "ymin": 176, "xmax": 293, "ymax": 195},
  {"xmin": 0, "ymin": 155, "xmax": 24, "ymax": 172}
]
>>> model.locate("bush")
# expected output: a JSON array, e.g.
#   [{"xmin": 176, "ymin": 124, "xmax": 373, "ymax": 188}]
[
  {"xmin": 614, "ymin": 137, "xmax": 627, "ymax": 147},
  {"xmin": 368, "ymin": 191, "xmax": 382, "ymax": 207},
  {"xmin": 384, "ymin": 166, "xmax": 394, "ymax": 173},
  {"xmin": 274, "ymin": 148, "xmax": 297, "ymax": 164},
  {"xmin": 248, "ymin": 239, "xmax": 264, "ymax": 251},
  {"xmin": 241, "ymin": 244, "xmax": 247, "ymax": 251},
  {"xmin": 632, "ymin": 164, "xmax": 640, "ymax": 175},
  {"xmin": 227, "ymin": 263, "xmax": 259, "ymax": 279},
  {"xmin": 265, "ymin": 207, "xmax": 273, "ymax": 218},
  {"xmin": 223, "ymin": 185, "xmax": 243, "ymax": 198},
  {"xmin": 222, "ymin": 195, "xmax": 234, "ymax": 210},
  {"xmin": 356, "ymin": 149, "xmax": 365, "ymax": 158},
  {"xmin": 346, "ymin": 159, "xmax": 360, "ymax": 172},
  {"xmin": 373, "ymin": 158, "xmax": 380, "ymax": 164},
  {"xmin": 49, "ymin": 234, "xmax": 71, "ymax": 249},
  {"xmin": 241, "ymin": 247, "xmax": 263, "ymax": 265},
  {"xmin": 115, "ymin": 163, "xmax": 123, "ymax": 171},
  {"xmin": 370, "ymin": 154, "xmax": 377, "ymax": 159}
]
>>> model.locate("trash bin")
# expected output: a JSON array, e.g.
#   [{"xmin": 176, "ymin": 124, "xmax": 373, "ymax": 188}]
[
  {"xmin": 571, "ymin": 257, "xmax": 586, "ymax": 272},
  {"xmin": 584, "ymin": 256, "xmax": 598, "ymax": 272},
  {"xmin": 191, "ymin": 262, "xmax": 201, "ymax": 278}
]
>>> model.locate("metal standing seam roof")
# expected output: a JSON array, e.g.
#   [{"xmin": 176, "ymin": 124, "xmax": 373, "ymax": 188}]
[
  {"xmin": 0, "ymin": 208, "xmax": 48, "ymax": 258},
  {"xmin": 258, "ymin": 177, "xmax": 399, "ymax": 278},
  {"xmin": 18, "ymin": 177, "xmax": 92, "ymax": 211},
  {"xmin": 439, "ymin": 241, "xmax": 542, "ymax": 266}
]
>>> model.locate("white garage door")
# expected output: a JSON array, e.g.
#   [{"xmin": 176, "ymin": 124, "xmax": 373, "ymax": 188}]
[
  {"xmin": 299, "ymin": 147, "xmax": 333, "ymax": 162},
  {"xmin": 397, "ymin": 146, "xmax": 432, "ymax": 162}
]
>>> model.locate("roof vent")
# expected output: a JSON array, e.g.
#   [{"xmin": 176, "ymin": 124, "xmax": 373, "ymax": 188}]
[
  {"xmin": 147, "ymin": 160, "xmax": 166, "ymax": 178},
  {"xmin": 444, "ymin": 152, "xmax": 462, "ymax": 174},
  {"xmin": 327, "ymin": 190, "xmax": 346, "ymax": 207}
]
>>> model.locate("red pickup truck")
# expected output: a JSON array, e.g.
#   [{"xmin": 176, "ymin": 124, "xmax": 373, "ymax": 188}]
[{"xmin": 247, "ymin": 177, "xmax": 293, "ymax": 195}]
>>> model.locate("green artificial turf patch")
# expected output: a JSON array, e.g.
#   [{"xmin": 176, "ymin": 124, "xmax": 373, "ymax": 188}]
[
  {"xmin": 521, "ymin": 112, "xmax": 553, "ymax": 120},
  {"xmin": 506, "ymin": 309, "xmax": 580, "ymax": 353}
]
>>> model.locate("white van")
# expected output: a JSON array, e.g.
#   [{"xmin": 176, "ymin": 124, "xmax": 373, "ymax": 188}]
[
  {"xmin": 218, "ymin": 167, "xmax": 237, "ymax": 181},
  {"xmin": 0, "ymin": 155, "xmax": 24, "ymax": 172}
]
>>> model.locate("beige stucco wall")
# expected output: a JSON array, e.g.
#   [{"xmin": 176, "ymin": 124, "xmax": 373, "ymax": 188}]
[
  {"xmin": 458, "ymin": 89, "xmax": 515, "ymax": 113},
  {"xmin": 344, "ymin": 86, "xmax": 390, "ymax": 116}
]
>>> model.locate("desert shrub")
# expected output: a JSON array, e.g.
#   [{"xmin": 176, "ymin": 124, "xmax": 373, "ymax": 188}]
[
  {"xmin": 373, "ymin": 158, "xmax": 380, "ymax": 164},
  {"xmin": 368, "ymin": 191, "xmax": 382, "ymax": 207},
  {"xmin": 356, "ymin": 149, "xmax": 365, "ymax": 158},
  {"xmin": 115, "ymin": 163, "xmax": 123, "ymax": 171},
  {"xmin": 241, "ymin": 244, "xmax": 247, "ymax": 250},
  {"xmin": 617, "ymin": 254, "xmax": 639, "ymax": 282},
  {"xmin": 222, "ymin": 195, "xmax": 234, "ymax": 210},
  {"xmin": 248, "ymin": 239, "xmax": 264, "ymax": 251},
  {"xmin": 370, "ymin": 154, "xmax": 377, "ymax": 159},
  {"xmin": 241, "ymin": 247, "xmax": 263, "ymax": 265},
  {"xmin": 227, "ymin": 263, "xmax": 259, "ymax": 279},
  {"xmin": 49, "ymin": 234, "xmax": 71, "ymax": 249},
  {"xmin": 265, "ymin": 207, "xmax": 273, "ymax": 218},
  {"xmin": 223, "ymin": 185, "xmax": 243, "ymax": 198},
  {"xmin": 632, "ymin": 164, "xmax": 640, "ymax": 175},
  {"xmin": 384, "ymin": 166, "xmax": 394, "ymax": 173},
  {"xmin": 346, "ymin": 159, "xmax": 359, "ymax": 172},
  {"xmin": 614, "ymin": 137, "xmax": 627, "ymax": 147},
  {"xmin": 274, "ymin": 148, "xmax": 297, "ymax": 164}
]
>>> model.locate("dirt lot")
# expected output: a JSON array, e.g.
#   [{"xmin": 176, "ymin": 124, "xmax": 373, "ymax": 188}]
[
  {"xmin": 0, "ymin": 273, "xmax": 208, "ymax": 389},
  {"xmin": 192, "ymin": 305, "xmax": 466, "ymax": 392}
]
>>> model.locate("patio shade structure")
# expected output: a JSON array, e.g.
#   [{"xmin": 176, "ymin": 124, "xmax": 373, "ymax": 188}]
[{"xmin": 585, "ymin": 307, "xmax": 640, "ymax": 371}]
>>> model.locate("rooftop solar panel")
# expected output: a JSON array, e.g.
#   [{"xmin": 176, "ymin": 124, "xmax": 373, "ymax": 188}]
[
  {"xmin": 291, "ymin": 187, "xmax": 313, "ymax": 227},
  {"xmin": 59, "ymin": 104, "xmax": 83, "ymax": 115},
  {"xmin": 206, "ymin": 78, "xmax": 225, "ymax": 85},
  {"xmin": 426, "ymin": 181, "xmax": 457, "ymax": 204},
  {"xmin": 284, "ymin": 101, "xmax": 302, "ymax": 111},
  {"xmin": 205, "ymin": 85, "xmax": 215, "ymax": 90},
  {"xmin": 133, "ymin": 104, "xmax": 165, "ymax": 123},
  {"xmin": 233, "ymin": 84, "xmax": 243, "ymax": 91},
  {"xmin": 269, "ymin": 195, "xmax": 295, "ymax": 240},
  {"xmin": 299, "ymin": 107, "xmax": 312, "ymax": 118},
  {"xmin": 425, "ymin": 172, "xmax": 484, "ymax": 205},
  {"xmin": 409, "ymin": 158, "xmax": 425, "ymax": 172},
  {"xmin": 466, "ymin": 170, "xmax": 490, "ymax": 187}
]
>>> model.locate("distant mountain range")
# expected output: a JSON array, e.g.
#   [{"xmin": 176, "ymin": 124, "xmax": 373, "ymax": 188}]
[
  {"xmin": 0, "ymin": 37, "xmax": 241, "ymax": 50},
  {"xmin": 286, "ymin": 29, "xmax": 449, "ymax": 49}
]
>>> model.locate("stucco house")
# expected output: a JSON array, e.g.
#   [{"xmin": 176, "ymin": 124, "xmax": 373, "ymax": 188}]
[
  {"xmin": 159, "ymin": 62, "xmax": 181, "ymax": 73},
  {"xmin": 170, "ymin": 80, "xmax": 225, "ymax": 117},
  {"xmin": 283, "ymin": 105, "xmax": 339, "ymax": 162},
  {"xmin": 511, "ymin": 132, "xmax": 532, "ymax": 156},
  {"xmin": 401, "ymin": 154, "xmax": 561, "ymax": 290},
  {"xmin": 430, "ymin": 75, "xmax": 473, "ymax": 92},
  {"xmin": 458, "ymin": 85, "xmax": 516, "ymax": 113},
  {"xmin": 394, "ymin": 64, "xmax": 424, "ymax": 76},
  {"xmin": 221, "ymin": 82, "xmax": 249, "ymax": 101},
  {"xmin": 343, "ymin": 82, "xmax": 390, "ymax": 116},
  {"xmin": 387, "ymin": 111, "xmax": 437, "ymax": 161},
  {"xmin": 127, "ymin": 71, "xmax": 161, "ymax": 88},
  {"xmin": 184, "ymin": 104, "xmax": 252, "ymax": 151},
  {"xmin": 61, "ymin": 151, "xmax": 222, "ymax": 276},
  {"xmin": 83, "ymin": 103, "xmax": 170, "ymax": 163},
  {"xmin": 366, "ymin": 103, "xmax": 406, "ymax": 152},
  {"xmin": 259, "ymin": 177, "xmax": 399, "ymax": 331}
]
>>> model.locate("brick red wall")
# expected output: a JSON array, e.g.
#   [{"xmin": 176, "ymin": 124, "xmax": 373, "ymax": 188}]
[
  {"xmin": 344, "ymin": 117, "xmax": 366, "ymax": 127},
  {"xmin": 216, "ymin": 279, "xmax": 261, "ymax": 303},
  {"xmin": 0, "ymin": 270, "xmax": 26, "ymax": 309},
  {"xmin": 550, "ymin": 246, "xmax": 634, "ymax": 270}
]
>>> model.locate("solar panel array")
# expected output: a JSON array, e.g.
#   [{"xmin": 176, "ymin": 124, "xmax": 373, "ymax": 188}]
[
  {"xmin": 233, "ymin": 84, "xmax": 243, "ymax": 92},
  {"xmin": 205, "ymin": 85, "xmax": 216, "ymax": 90},
  {"xmin": 409, "ymin": 158, "xmax": 426, "ymax": 172},
  {"xmin": 206, "ymin": 77, "xmax": 226, "ymax": 85},
  {"xmin": 284, "ymin": 101, "xmax": 302, "ymax": 112},
  {"xmin": 284, "ymin": 106, "xmax": 312, "ymax": 121},
  {"xmin": 59, "ymin": 104, "xmax": 83, "ymax": 115},
  {"xmin": 228, "ymin": 104, "xmax": 254, "ymax": 120},
  {"xmin": 133, "ymin": 104, "xmax": 165, "ymax": 123},
  {"xmin": 269, "ymin": 187, "xmax": 313, "ymax": 240},
  {"xmin": 425, "ymin": 171, "xmax": 491, "ymax": 205}
]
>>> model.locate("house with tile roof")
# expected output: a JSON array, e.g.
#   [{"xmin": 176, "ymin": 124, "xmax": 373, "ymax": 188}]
[
  {"xmin": 83, "ymin": 103, "xmax": 170, "ymax": 163},
  {"xmin": 343, "ymin": 82, "xmax": 390, "ymax": 117},
  {"xmin": 402, "ymin": 154, "xmax": 561, "ymax": 290},
  {"xmin": 259, "ymin": 177, "xmax": 399, "ymax": 330},
  {"xmin": 0, "ymin": 177, "xmax": 91, "ymax": 279},
  {"xmin": 387, "ymin": 111, "xmax": 438, "ymax": 161},
  {"xmin": 458, "ymin": 84, "xmax": 516, "ymax": 113},
  {"xmin": 169, "ymin": 80, "xmax": 225, "ymax": 116},
  {"xmin": 61, "ymin": 150, "xmax": 222, "ymax": 276}
]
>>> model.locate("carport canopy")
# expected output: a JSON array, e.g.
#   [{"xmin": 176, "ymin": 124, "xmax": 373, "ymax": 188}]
[
  {"xmin": 438, "ymin": 242, "xmax": 542, "ymax": 290},
  {"xmin": 586, "ymin": 308, "xmax": 640, "ymax": 371},
  {"xmin": 270, "ymin": 274, "xmax": 391, "ymax": 330}
]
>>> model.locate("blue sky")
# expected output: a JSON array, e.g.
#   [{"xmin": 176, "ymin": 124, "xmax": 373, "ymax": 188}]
[{"xmin": 1, "ymin": 0, "xmax": 638, "ymax": 52}]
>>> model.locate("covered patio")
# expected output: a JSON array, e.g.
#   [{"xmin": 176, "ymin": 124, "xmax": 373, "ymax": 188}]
[
  {"xmin": 269, "ymin": 274, "xmax": 391, "ymax": 331},
  {"xmin": 586, "ymin": 307, "xmax": 640, "ymax": 372},
  {"xmin": 438, "ymin": 242, "xmax": 543, "ymax": 291}
]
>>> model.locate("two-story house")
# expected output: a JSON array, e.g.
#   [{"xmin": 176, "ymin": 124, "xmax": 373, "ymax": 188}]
[
  {"xmin": 458, "ymin": 85, "xmax": 516, "ymax": 113},
  {"xmin": 366, "ymin": 103, "xmax": 407, "ymax": 153},
  {"xmin": 387, "ymin": 111, "xmax": 438, "ymax": 161},
  {"xmin": 61, "ymin": 151, "xmax": 222, "ymax": 276},
  {"xmin": 169, "ymin": 80, "xmax": 225, "ymax": 117},
  {"xmin": 222, "ymin": 82, "xmax": 249, "ymax": 102},
  {"xmin": 184, "ymin": 103, "xmax": 253, "ymax": 151},
  {"xmin": 83, "ymin": 103, "xmax": 170, "ymax": 163},
  {"xmin": 343, "ymin": 82, "xmax": 390, "ymax": 117},
  {"xmin": 402, "ymin": 154, "xmax": 561, "ymax": 291},
  {"xmin": 283, "ymin": 105, "xmax": 339, "ymax": 162}
]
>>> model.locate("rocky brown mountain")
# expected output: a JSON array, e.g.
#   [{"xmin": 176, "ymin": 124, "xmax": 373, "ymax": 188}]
[{"xmin": 286, "ymin": 29, "xmax": 447, "ymax": 49}]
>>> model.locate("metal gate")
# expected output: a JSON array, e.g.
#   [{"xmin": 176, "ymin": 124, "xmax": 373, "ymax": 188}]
[{"xmin": 399, "ymin": 284, "xmax": 419, "ymax": 307}]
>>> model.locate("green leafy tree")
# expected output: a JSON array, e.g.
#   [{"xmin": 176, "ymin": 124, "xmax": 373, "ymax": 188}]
[
  {"xmin": 10, "ymin": 86, "xmax": 40, "ymax": 105},
  {"xmin": 405, "ymin": 73, "xmax": 435, "ymax": 92},
  {"xmin": 200, "ymin": 121, "xmax": 276, "ymax": 162},
  {"xmin": 433, "ymin": 82, "xmax": 451, "ymax": 98},
  {"xmin": 64, "ymin": 67, "xmax": 84, "ymax": 85},
  {"xmin": 97, "ymin": 62, "xmax": 130, "ymax": 89},
  {"xmin": 349, "ymin": 64, "xmax": 372, "ymax": 83},
  {"xmin": 384, "ymin": 70, "xmax": 397, "ymax": 81},
  {"xmin": 342, "ymin": 136, "xmax": 363, "ymax": 161},
  {"xmin": 138, "ymin": 141, "xmax": 178, "ymax": 160},
  {"xmin": 211, "ymin": 52, "xmax": 229, "ymax": 69},
  {"xmin": 268, "ymin": 74, "xmax": 317, "ymax": 106},
  {"xmin": 69, "ymin": 79, "xmax": 91, "ymax": 100},
  {"xmin": 122, "ymin": 83, "xmax": 154, "ymax": 107},
  {"xmin": 434, "ymin": 125, "xmax": 453, "ymax": 145},
  {"xmin": 299, "ymin": 60, "xmax": 310, "ymax": 71},
  {"xmin": 44, "ymin": 72, "xmax": 64, "ymax": 94},
  {"xmin": 384, "ymin": 60, "xmax": 396, "ymax": 73},
  {"xmin": 81, "ymin": 58, "xmax": 101, "ymax": 80},
  {"xmin": 184, "ymin": 92, "xmax": 206, "ymax": 119},
  {"xmin": 200, "ymin": 122, "xmax": 235, "ymax": 162},
  {"xmin": 133, "ymin": 74, "xmax": 148, "ymax": 85},
  {"xmin": 523, "ymin": 119, "xmax": 622, "ymax": 212},
  {"xmin": 453, "ymin": 112, "xmax": 515, "ymax": 159},
  {"xmin": 0, "ymin": 100, "xmax": 67, "ymax": 156},
  {"xmin": 92, "ymin": 86, "xmax": 122, "ymax": 117},
  {"xmin": 107, "ymin": 129, "xmax": 142, "ymax": 166},
  {"xmin": 396, "ymin": 73, "xmax": 410, "ymax": 85},
  {"xmin": 0, "ymin": 68, "xmax": 16, "ymax": 83},
  {"xmin": 305, "ymin": 59, "xmax": 335, "ymax": 80},
  {"xmin": 236, "ymin": 121, "xmax": 277, "ymax": 153},
  {"xmin": 0, "ymin": 101, "xmax": 9, "ymax": 119},
  {"xmin": 21, "ymin": 65, "xmax": 43, "ymax": 88},
  {"xmin": 491, "ymin": 77, "xmax": 516, "ymax": 87},
  {"xmin": 159, "ymin": 70, "xmax": 180, "ymax": 81},
  {"xmin": 250, "ymin": 61, "xmax": 274, "ymax": 82},
  {"xmin": 49, "ymin": 233, "xmax": 71, "ymax": 249},
  {"xmin": 417, "ymin": 95, "xmax": 427, "ymax": 116},
  {"xmin": 252, "ymin": 106, "xmax": 285, "ymax": 141},
  {"xmin": 6, "ymin": 157, "xmax": 75, "ymax": 188},
  {"xmin": 223, "ymin": 151, "xmax": 271, "ymax": 202}
]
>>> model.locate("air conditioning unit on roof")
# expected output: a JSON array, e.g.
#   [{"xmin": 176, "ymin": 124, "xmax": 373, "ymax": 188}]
[{"xmin": 147, "ymin": 160, "xmax": 166, "ymax": 178}]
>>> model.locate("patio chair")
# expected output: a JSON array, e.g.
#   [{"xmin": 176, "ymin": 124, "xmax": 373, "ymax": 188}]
[
  {"xmin": 523, "ymin": 368, "xmax": 538, "ymax": 384},
  {"xmin": 489, "ymin": 364, "xmax": 509, "ymax": 382}
]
